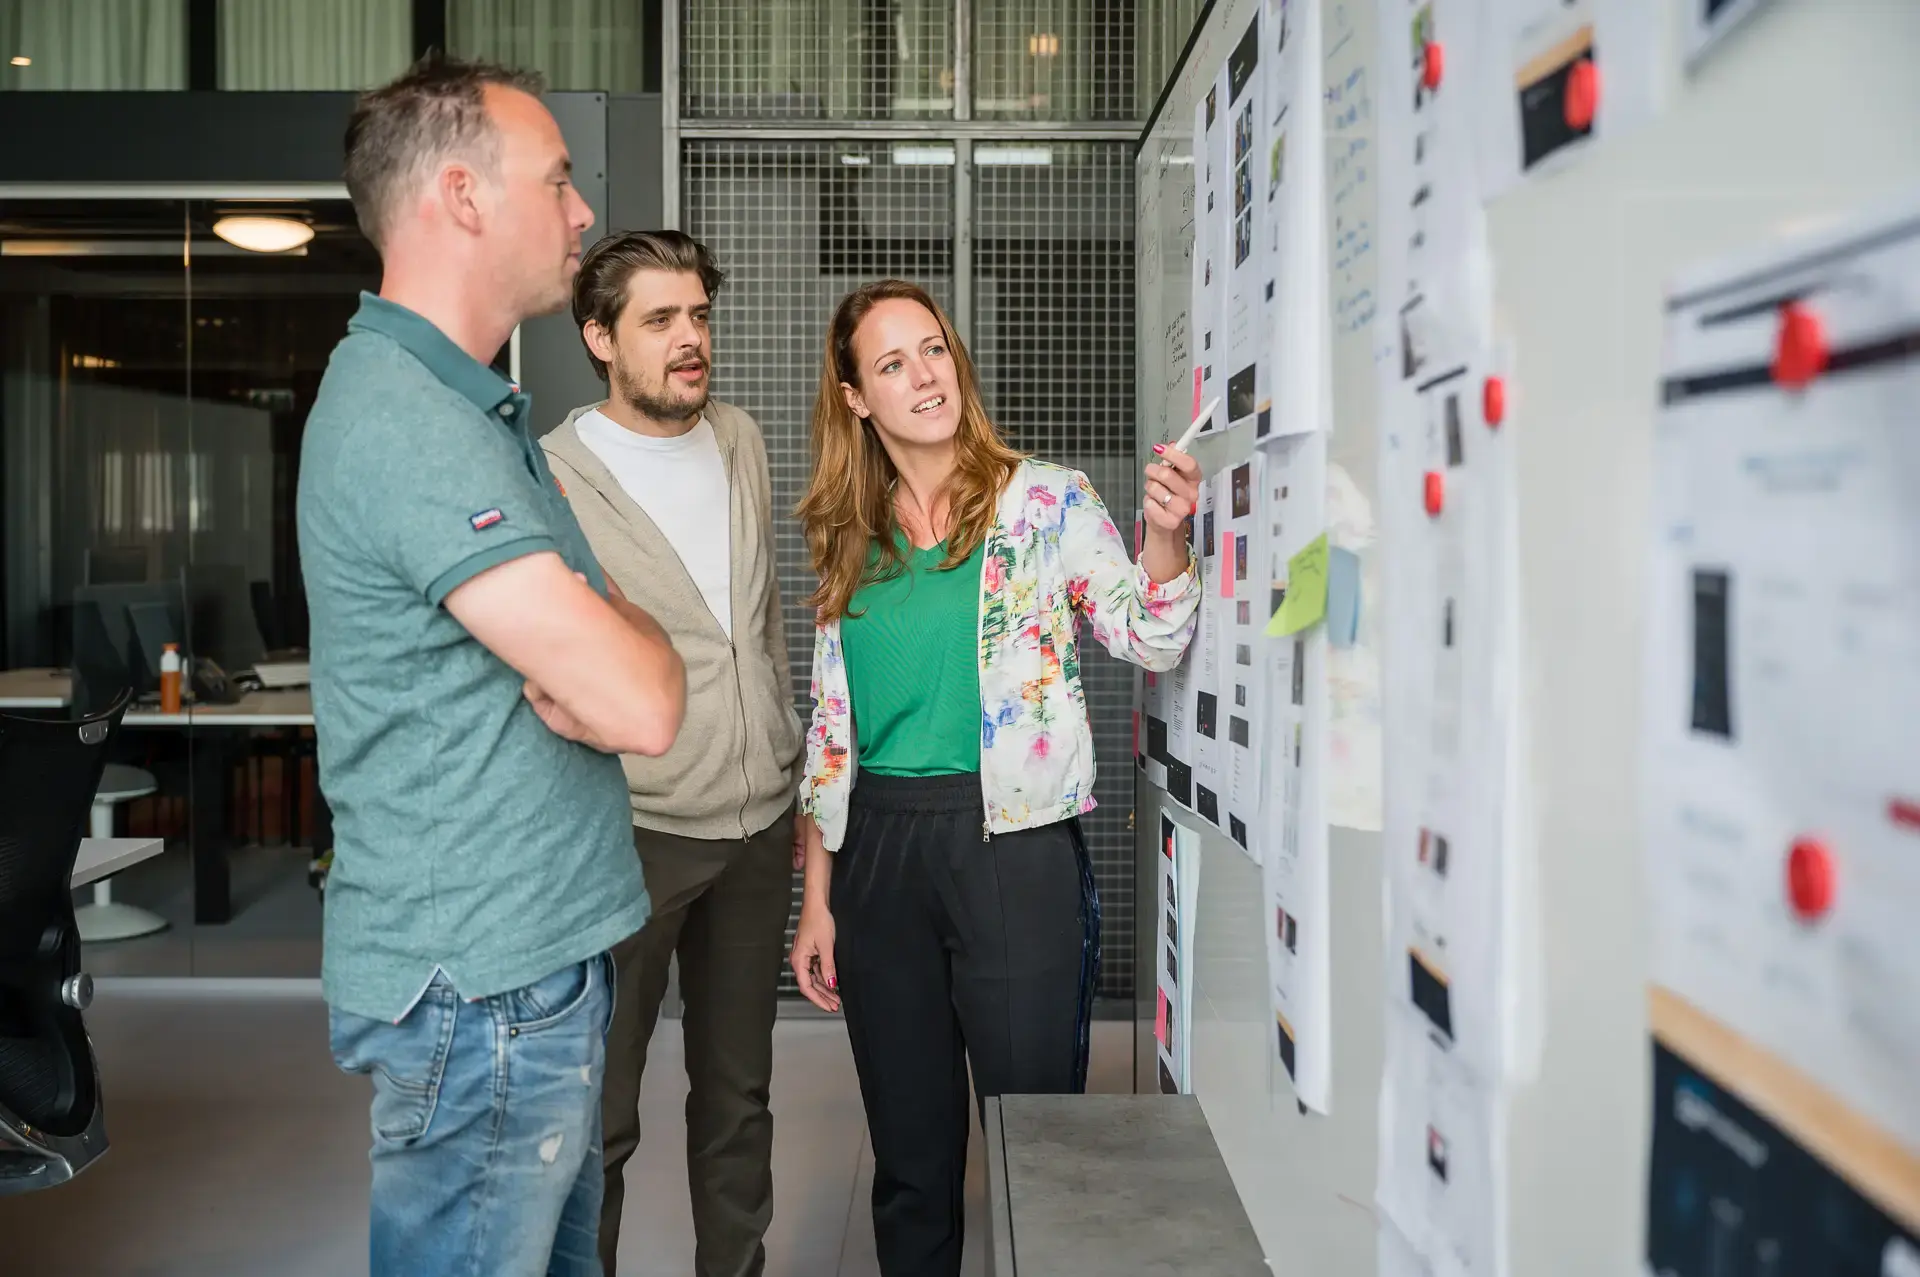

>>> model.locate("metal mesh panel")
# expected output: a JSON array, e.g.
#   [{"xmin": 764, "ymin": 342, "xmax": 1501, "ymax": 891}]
[
  {"xmin": 970, "ymin": 0, "xmax": 1133, "ymax": 121},
  {"xmin": 681, "ymin": 0, "xmax": 955, "ymax": 120},
  {"xmin": 968, "ymin": 0, "xmax": 1200, "ymax": 121},
  {"xmin": 1136, "ymin": 0, "xmax": 1209, "ymax": 118},
  {"xmin": 683, "ymin": 138, "xmax": 955, "ymax": 993},
  {"xmin": 972, "ymin": 141, "xmax": 1136, "ymax": 996},
  {"xmin": 679, "ymin": 2, "xmax": 1152, "ymax": 1001}
]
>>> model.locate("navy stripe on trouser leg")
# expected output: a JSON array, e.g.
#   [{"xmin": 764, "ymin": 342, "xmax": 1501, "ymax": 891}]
[{"xmin": 1072, "ymin": 823, "xmax": 1102, "ymax": 1093}]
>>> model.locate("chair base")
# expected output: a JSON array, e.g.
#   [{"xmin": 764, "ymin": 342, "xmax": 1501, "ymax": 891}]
[{"xmin": 75, "ymin": 901, "xmax": 170, "ymax": 942}]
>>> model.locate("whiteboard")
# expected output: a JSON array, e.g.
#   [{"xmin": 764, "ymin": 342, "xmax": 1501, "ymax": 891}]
[
  {"xmin": 1136, "ymin": 0, "xmax": 1386, "ymax": 1271},
  {"xmin": 1134, "ymin": 0, "xmax": 1920, "ymax": 1272}
]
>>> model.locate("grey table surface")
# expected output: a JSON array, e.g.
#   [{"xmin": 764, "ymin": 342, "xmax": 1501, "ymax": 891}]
[
  {"xmin": 986, "ymin": 1094, "xmax": 1268, "ymax": 1277},
  {"xmin": 72, "ymin": 837, "xmax": 167, "ymax": 889}
]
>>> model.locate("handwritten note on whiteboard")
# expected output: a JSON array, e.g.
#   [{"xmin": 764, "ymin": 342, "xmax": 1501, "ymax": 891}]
[{"xmin": 1325, "ymin": 0, "xmax": 1375, "ymax": 340}]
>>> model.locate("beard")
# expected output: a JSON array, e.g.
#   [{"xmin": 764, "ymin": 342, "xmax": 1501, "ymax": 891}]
[{"xmin": 611, "ymin": 353, "xmax": 709, "ymax": 422}]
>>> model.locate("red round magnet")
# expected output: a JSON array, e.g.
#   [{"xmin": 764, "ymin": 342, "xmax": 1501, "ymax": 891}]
[
  {"xmin": 1422, "ymin": 41, "xmax": 1445, "ymax": 91},
  {"xmin": 1786, "ymin": 837, "xmax": 1835, "ymax": 922},
  {"xmin": 1563, "ymin": 58, "xmax": 1600, "ymax": 131},
  {"xmin": 1483, "ymin": 376, "xmax": 1507, "ymax": 427},
  {"xmin": 1771, "ymin": 302, "xmax": 1829, "ymax": 389},
  {"xmin": 1423, "ymin": 470, "xmax": 1444, "ymax": 516}
]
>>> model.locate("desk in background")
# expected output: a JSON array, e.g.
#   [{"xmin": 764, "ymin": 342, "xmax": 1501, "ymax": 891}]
[
  {"xmin": 0, "ymin": 668, "xmax": 71, "ymax": 710},
  {"xmin": 125, "ymin": 689, "xmax": 315, "ymax": 729},
  {"xmin": 0, "ymin": 670, "xmax": 313, "ymax": 725},
  {"xmin": 72, "ymin": 838, "xmax": 167, "ymax": 890},
  {"xmin": 1, "ymin": 670, "xmax": 323, "ymax": 925}
]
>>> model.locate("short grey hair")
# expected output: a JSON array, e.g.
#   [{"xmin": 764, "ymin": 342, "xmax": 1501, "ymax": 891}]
[{"xmin": 343, "ymin": 54, "xmax": 545, "ymax": 248}]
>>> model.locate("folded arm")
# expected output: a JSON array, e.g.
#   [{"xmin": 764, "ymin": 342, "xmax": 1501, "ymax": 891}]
[{"xmin": 446, "ymin": 551, "xmax": 686, "ymax": 756}]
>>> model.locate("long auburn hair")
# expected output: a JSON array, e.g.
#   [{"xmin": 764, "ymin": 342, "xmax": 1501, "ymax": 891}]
[{"xmin": 797, "ymin": 279, "xmax": 1024, "ymax": 622}]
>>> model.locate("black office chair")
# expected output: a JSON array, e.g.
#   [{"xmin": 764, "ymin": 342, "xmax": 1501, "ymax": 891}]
[{"xmin": 0, "ymin": 692, "xmax": 129, "ymax": 1194}]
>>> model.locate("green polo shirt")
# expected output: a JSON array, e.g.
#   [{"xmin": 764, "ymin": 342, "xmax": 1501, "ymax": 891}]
[{"xmin": 297, "ymin": 293, "xmax": 648, "ymax": 1023}]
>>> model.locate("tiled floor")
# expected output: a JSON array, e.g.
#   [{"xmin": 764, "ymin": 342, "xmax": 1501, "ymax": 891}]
[{"xmin": 0, "ymin": 988, "xmax": 1134, "ymax": 1276}]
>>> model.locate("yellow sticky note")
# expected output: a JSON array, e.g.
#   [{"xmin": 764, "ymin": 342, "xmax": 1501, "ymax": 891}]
[{"xmin": 1266, "ymin": 532, "xmax": 1330, "ymax": 636}]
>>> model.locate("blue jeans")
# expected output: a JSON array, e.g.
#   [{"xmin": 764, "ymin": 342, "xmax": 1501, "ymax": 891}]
[{"xmin": 329, "ymin": 955, "xmax": 616, "ymax": 1277}]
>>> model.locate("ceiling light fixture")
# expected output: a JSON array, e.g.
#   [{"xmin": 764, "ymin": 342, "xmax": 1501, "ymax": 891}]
[
  {"xmin": 1029, "ymin": 33, "xmax": 1061, "ymax": 57},
  {"xmin": 212, "ymin": 215, "xmax": 314, "ymax": 254},
  {"xmin": 9, "ymin": 56, "xmax": 29, "ymax": 67}
]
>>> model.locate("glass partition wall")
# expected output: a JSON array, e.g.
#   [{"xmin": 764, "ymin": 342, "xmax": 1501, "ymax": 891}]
[{"xmin": 0, "ymin": 194, "xmax": 377, "ymax": 977}]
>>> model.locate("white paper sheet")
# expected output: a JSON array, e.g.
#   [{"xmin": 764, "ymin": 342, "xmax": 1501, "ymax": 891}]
[
  {"xmin": 1218, "ymin": 453, "xmax": 1266, "ymax": 857},
  {"xmin": 1375, "ymin": 0, "xmax": 1495, "ymax": 393},
  {"xmin": 1178, "ymin": 818, "xmax": 1201, "ymax": 1090},
  {"xmin": 1155, "ymin": 811, "xmax": 1204, "ymax": 1094},
  {"xmin": 1475, "ymin": 0, "xmax": 1664, "ymax": 198},
  {"xmin": 1189, "ymin": 471, "xmax": 1228, "ymax": 825},
  {"xmin": 1148, "ymin": 509, "xmax": 1201, "ymax": 806},
  {"xmin": 1373, "ymin": 0, "xmax": 1529, "ymax": 1096},
  {"xmin": 1259, "ymin": 430, "xmax": 1334, "ymax": 1113},
  {"xmin": 1194, "ymin": 70, "xmax": 1232, "ymax": 441},
  {"xmin": 1379, "ymin": 343, "xmax": 1520, "ymax": 1083},
  {"xmin": 1376, "ymin": 1005, "xmax": 1510, "ymax": 1277},
  {"xmin": 1224, "ymin": 9, "xmax": 1269, "ymax": 435},
  {"xmin": 1258, "ymin": 0, "xmax": 1327, "ymax": 443},
  {"xmin": 1645, "ymin": 193, "xmax": 1920, "ymax": 1160}
]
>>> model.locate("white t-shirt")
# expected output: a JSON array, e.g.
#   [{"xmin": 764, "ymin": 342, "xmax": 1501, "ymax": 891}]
[{"xmin": 574, "ymin": 408, "xmax": 733, "ymax": 638}]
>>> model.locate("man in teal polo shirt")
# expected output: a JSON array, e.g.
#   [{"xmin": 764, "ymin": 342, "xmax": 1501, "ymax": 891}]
[{"xmin": 297, "ymin": 57, "xmax": 686, "ymax": 1277}]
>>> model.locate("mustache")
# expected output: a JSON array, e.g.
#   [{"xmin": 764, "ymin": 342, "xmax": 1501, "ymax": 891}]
[{"xmin": 667, "ymin": 355, "xmax": 708, "ymax": 374}]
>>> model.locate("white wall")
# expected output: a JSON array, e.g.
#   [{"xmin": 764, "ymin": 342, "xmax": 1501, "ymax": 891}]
[{"xmin": 1137, "ymin": 1, "xmax": 1920, "ymax": 1273}]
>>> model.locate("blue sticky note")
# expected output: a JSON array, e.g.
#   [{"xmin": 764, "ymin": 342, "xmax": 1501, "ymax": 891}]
[{"xmin": 1326, "ymin": 546, "xmax": 1361, "ymax": 648}]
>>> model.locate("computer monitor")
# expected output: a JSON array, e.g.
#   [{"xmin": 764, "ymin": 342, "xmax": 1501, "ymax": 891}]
[
  {"xmin": 71, "ymin": 583, "xmax": 187, "ymax": 710},
  {"xmin": 183, "ymin": 563, "xmax": 266, "ymax": 675},
  {"xmin": 128, "ymin": 602, "xmax": 182, "ymax": 680},
  {"xmin": 70, "ymin": 599, "xmax": 131, "ymax": 719}
]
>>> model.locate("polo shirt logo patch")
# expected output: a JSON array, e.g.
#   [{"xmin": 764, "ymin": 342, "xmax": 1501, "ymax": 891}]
[{"xmin": 469, "ymin": 508, "xmax": 505, "ymax": 531}]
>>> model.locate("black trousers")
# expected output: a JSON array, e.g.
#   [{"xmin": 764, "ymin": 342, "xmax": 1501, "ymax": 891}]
[{"xmin": 833, "ymin": 772, "xmax": 1100, "ymax": 1277}]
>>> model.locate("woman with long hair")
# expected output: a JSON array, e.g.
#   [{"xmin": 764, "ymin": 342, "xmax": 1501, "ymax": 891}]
[{"xmin": 788, "ymin": 279, "xmax": 1203, "ymax": 1274}]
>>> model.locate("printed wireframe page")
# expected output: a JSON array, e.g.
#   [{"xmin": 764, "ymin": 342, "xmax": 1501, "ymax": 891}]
[{"xmin": 1642, "ymin": 194, "xmax": 1920, "ymax": 1272}]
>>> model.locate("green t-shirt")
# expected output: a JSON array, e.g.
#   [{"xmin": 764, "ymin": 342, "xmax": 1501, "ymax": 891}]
[{"xmin": 840, "ymin": 534, "xmax": 984, "ymax": 777}]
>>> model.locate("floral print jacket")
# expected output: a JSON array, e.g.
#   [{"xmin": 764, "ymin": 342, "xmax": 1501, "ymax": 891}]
[{"xmin": 800, "ymin": 458, "xmax": 1202, "ymax": 851}]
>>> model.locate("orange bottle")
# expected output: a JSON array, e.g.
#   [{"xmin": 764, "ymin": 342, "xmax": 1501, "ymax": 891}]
[{"xmin": 159, "ymin": 642, "xmax": 183, "ymax": 714}]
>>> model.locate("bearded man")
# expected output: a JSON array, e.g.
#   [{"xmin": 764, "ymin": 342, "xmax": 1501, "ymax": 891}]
[{"xmin": 543, "ymin": 230, "xmax": 803, "ymax": 1277}]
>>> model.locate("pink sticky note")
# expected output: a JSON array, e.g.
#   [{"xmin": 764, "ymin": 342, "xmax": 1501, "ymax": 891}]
[
  {"xmin": 1155, "ymin": 989, "xmax": 1171, "ymax": 1047},
  {"xmin": 1132, "ymin": 710, "xmax": 1141, "ymax": 756},
  {"xmin": 1220, "ymin": 533, "xmax": 1235, "ymax": 597},
  {"xmin": 1192, "ymin": 368, "xmax": 1203, "ymax": 417}
]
